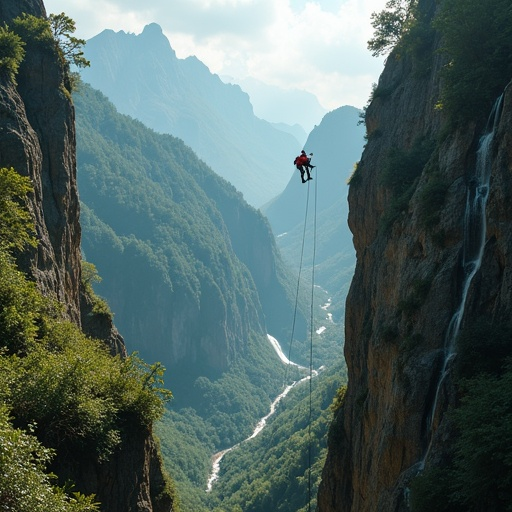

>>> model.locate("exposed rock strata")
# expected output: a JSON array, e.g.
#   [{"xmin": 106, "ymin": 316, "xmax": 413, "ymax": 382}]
[
  {"xmin": 0, "ymin": 1, "xmax": 173, "ymax": 510},
  {"xmin": 318, "ymin": 0, "xmax": 512, "ymax": 510}
]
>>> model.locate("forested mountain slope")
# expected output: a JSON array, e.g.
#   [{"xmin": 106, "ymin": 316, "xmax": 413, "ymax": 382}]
[
  {"xmin": 80, "ymin": 23, "xmax": 300, "ymax": 207},
  {"xmin": 74, "ymin": 82, "xmax": 307, "ymax": 414},
  {"xmin": 318, "ymin": 0, "xmax": 512, "ymax": 510},
  {"xmin": 0, "ymin": 1, "xmax": 176, "ymax": 510}
]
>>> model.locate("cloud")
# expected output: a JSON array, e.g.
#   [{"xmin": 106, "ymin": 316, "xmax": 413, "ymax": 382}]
[{"xmin": 43, "ymin": 0, "xmax": 388, "ymax": 109}]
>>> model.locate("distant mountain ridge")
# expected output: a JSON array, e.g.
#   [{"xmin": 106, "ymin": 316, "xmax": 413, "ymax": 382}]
[
  {"xmin": 80, "ymin": 23, "xmax": 301, "ymax": 207},
  {"xmin": 226, "ymin": 76, "xmax": 328, "ymax": 133},
  {"xmin": 262, "ymin": 105, "xmax": 365, "ymax": 318},
  {"xmin": 74, "ymin": 83, "xmax": 305, "ymax": 389}
]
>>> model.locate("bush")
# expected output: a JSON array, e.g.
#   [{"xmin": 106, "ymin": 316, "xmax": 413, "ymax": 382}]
[
  {"xmin": 0, "ymin": 251, "xmax": 42, "ymax": 354},
  {"xmin": 11, "ymin": 13, "xmax": 54, "ymax": 50},
  {"xmin": 433, "ymin": 0, "xmax": 512, "ymax": 125},
  {"xmin": 0, "ymin": 26, "xmax": 25, "ymax": 82},
  {"xmin": 0, "ymin": 405, "xmax": 99, "ymax": 511},
  {"xmin": 449, "ymin": 367, "xmax": 512, "ymax": 511},
  {"xmin": 3, "ymin": 327, "xmax": 172, "ymax": 459},
  {"xmin": 81, "ymin": 261, "xmax": 112, "ymax": 318},
  {"xmin": 0, "ymin": 167, "xmax": 36, "ymax": 252}
]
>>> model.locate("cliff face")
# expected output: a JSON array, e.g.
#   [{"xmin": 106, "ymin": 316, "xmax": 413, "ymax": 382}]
[
  {"xmin": 318, "ymin": 1, "xmax": 512, "ymax": 510},
  {"xmin": 0, "ymin": 0, "xmax": 82, "ymax": 324},
  {"xmin": 0, "ymin": 2, "xmax": 174, "ymax": 510}
]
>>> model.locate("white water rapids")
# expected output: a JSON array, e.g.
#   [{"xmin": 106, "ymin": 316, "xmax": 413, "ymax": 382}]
[{"xmin": 206, "ymin": 334, "xmax": 321, "ymax": 492}]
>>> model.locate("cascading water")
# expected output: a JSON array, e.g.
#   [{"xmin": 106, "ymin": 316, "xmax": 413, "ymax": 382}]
[{"xmin": 419, "ymin": 93, "xmax": 504, "ymax": 470}]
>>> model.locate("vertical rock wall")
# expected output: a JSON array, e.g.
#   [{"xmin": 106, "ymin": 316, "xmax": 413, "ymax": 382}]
[
  {"xmin": 318, "ymin": 0, "xmax": 512, "ymax": 509},
  {"xmin": 0, "ymin": 0, "xmax": 82, "ymax": 323}
]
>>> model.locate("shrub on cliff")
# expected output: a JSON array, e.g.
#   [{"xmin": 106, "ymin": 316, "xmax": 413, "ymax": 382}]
[
  {"xmin": 0, "ymin": 405, "xmax": 99, "ymax": 512},
  {"xmin": 11, "ymin": 13, "xmax": 89, "ymax": 91},
  {"xmin": 368, "ymin": 0, "xmax": 419, "ymax": 57},
  {"xmin": 0, "ymin": 26, "xmax": 25, "ymax": 82},
  {"xmin": 434, "ymin": 0, "xmax": 512, "ymax": 125}
]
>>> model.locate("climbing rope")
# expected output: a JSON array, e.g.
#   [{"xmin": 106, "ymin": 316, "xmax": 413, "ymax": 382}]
[
  {"xmin": 284, "ymin": 165, "xmax": 318, "ymax": 512},
  {"xmin": 308, "ymin": 169, "xmax": 318, "ymax": 512},
  {"xmin": 285, "ymin": 177, "xmax": 311, "ymax": 376}
]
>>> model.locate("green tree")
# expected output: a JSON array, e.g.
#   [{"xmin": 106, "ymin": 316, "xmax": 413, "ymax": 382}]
[
  {"xmin": 433, "ymin": 0, "xmax": 512, "ymax": 124},
  {"xmin": 48, "ymin": 13, "xmax": 90, "ymax": 69},
  {"xmin": 0, "ymin": 25, "xmax": 25, "ymax": 82},
  {"xmin": 450, "ymin": 368, "xmax": 512, "ymax": 511},
  {"xmin": 0, "ymin": 167, "xmax": 35, "ymax": 252},
  {"xmin": 368, "ymin": 0, "xmax": 418, "ymax": 57}
]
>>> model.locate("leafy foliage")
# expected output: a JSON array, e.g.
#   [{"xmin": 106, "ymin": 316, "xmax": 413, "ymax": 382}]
[
  {"xmin": 0, "ymin": 250, "xmax": 41, "ymax": 354},
  {"xmin": 368, "ymin": 0, "xmax": 418, "ymax": 57},
  {"xmin": 0, "ymin": 167, "xmax": 36, "ymax": 252},
  {"xmin": 11, "ymin": 13, "xmax": 54, "ymax": 50},
  {"xmin": 450, "ymin": 368, "xmax": 512, "ymax": 511},
  {"xmin": 48, "ymin": 13, "xmax": 90, "ymax": 69},
  {"xmin": 0, "ymin": 405, "xmax": 99, "ymax": 512},
  {"xmin": 81, "ymin": 261, "xmax": 112, "ymax": 317},
  {"xmin": 11, "ymin": 12, "xmax": 88, "ymax": 92},
  {"xmin": 433, "ymin": 0, "xmax": 512, "ymax": 124},
  {"xmin": 0, "ymin": 166, "xmax": 173, "ymax": 508},
  {"xmin": 0, "ymin": 25, "xmax": 25, "ymax": 82}
]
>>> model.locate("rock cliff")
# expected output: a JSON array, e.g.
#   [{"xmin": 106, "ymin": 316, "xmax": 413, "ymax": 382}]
[
  {"xmin": 0, "ymin": 1, "xmax": 174, "ymax": 510},
  {"xmin": 318, "ymin": 0, "xmax": 512, "ymax": 510}
]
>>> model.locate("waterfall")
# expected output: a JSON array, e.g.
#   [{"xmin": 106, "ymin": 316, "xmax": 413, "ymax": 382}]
[{"xmin": 419, "ymin": 94, "xmax": 504, "ymax": 469}]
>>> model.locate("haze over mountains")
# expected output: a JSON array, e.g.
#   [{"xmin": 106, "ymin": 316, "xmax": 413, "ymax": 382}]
[
  {"xmin": 263, "ymin": 106, "xmax": 365, "ymax": 320},
  {"xmin": 228, "ymin": 76, "xmax": 327, "ymax": 134},
  {"xmin": 80, "ymin": 23, "xmax": 303, "ymax": 207}
]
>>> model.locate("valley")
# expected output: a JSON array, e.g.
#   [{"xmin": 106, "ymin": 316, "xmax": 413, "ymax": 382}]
[{"xmin": 2, "ymin": 1, "xmax": 511, "ymax": 511}]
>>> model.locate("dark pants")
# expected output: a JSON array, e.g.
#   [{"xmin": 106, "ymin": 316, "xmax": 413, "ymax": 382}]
[{"xmin": 296, "ymin": 165, "xmax": 311, "ymax": 182}]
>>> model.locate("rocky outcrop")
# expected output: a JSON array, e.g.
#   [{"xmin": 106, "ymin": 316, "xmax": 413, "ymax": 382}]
[
  {"xmin": 318, "ymin": 0, "xmax": 512, "ymax": 510},
  {"xmin": 0, "ymin": 0, "xmax": 82, "ymax": 324},
  {"xmin": 0, "ymin": 2, "xmax": 175, "ymax": 510}
]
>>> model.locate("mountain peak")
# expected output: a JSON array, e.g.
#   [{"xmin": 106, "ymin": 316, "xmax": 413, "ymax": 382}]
[
  {"xmin": 139, "ymin": 23, "xmax": 176, "ymax": 58},
  {"xmin": 142, "ymin": 22, "xmax": 163, "ymax": 37}
]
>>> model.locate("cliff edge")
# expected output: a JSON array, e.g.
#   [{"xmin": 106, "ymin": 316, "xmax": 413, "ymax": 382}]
[{"xmin": 318, "ymin": 0, "xmax": 512, "ymax": 510}]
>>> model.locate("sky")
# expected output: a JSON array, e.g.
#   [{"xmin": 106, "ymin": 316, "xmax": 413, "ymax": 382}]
[{"xmin": 43, "ymin": 0, "xmax": 388, "ymax": 112}]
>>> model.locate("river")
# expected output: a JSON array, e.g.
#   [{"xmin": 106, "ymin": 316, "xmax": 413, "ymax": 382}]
[{"xmin": 206, "ymin": 334, "xmax": 321, "ymax": 492}]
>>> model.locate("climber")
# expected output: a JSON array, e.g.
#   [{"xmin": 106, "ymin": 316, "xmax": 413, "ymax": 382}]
[{"xmin": 294, "ymin": 150, "xmax": 315, "ymax": 183}]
